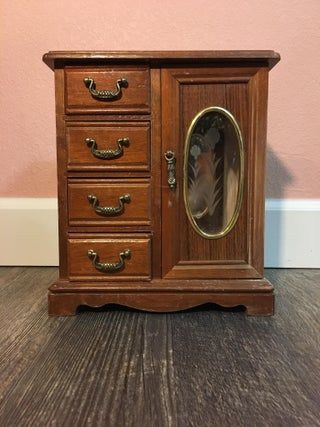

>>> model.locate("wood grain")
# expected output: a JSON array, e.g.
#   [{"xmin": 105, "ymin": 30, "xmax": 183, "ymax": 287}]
[
  {"xmin": 65, "ymin": 66, "xmax": 150, "ymax": 114},
  {"xmin": 44, "ymin": 52, "xmax": 278, "ymax": 316},
  {"xmin": 54, "ymin": 68, "xmax": 69, "ymax": 280},
  {"xmin": 68, "ymin": 179, "xmax": 151, "ymax": 227},
  {"xmin": 248, "ymin": 68, "xmax": 269, "ymax": 275},
  {"xmin": 68, "ymin": 234, "xmax": 151, "ymax": 280},
  {"xmin": 66, "ymin": 121, "xmax": 150, "ymax": 172},
  {"xmin": 148, "ymin": 67, "xmax": 161, "ymax": 281},
  {"xmin": 48, "ymin": 291, "xmax": 274, "ymax": 316},
  {"xmin": 161, "ymin": 67, "xmax": 262, "ymax": 280},
  {"xmin": 0, "ymin": 267, "xmax": 319, "ymax": 426},
  {"xmin": 43, "ymin": 50, "xmax": 281, "ymax": 70}
]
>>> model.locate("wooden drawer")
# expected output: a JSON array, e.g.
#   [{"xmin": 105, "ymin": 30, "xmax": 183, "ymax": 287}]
[
  {"xmin": 66, "ymin": 122, "xmax": 150, "ymax": 172},
  {"xmin": 68, "ymin": 234, "xmax": 151, "ymax": 281},
  {"xmin": 68, "ymin": 179, "xmax": 151, "ymax": 227},
  {"xmin": 65, "ymin": 66, "xmax": 150, "ymax": 114}
]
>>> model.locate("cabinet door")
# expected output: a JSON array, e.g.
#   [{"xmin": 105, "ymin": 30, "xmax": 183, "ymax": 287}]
[{"xmin": 161, "ymin": 66, "xmax": 268, "ymax": 280}]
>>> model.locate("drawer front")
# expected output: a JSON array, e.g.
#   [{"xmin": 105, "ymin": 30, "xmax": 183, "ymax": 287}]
[
  {"xmin": 68, "ymin": 235, "xmax": 151, "ymax": 280},
  {"xmin": 67, "ymin": 122, "xmax": 150, "ymax": 171},
  {"xmin": 68, "ymin": 179, "xmax": 151, "ymax": 226},
  {"xmin": 65, "ymin": 66, "xmax": 150, "ymax": 114}
]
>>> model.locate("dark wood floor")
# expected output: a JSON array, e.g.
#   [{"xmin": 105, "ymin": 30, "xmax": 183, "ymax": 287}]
[{"xmin": 0, "ymin": 268, "xmax": 319, "ymax": 427}]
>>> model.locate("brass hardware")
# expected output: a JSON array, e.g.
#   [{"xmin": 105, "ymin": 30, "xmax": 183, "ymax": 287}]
[
  {"xmin": 85, "ymin": 137, "xmax": 130, "ymax": 160},
  {"xmin": 84, "ymin": 77, "xmax": 128, "ymax": 100},
  {"xmin": 87, "ymin": 194, "xmax": 131, "ymax": 216},
  {"xmin": 164, "ymin": 150, "xmax": 176, "ymax": 190},
  {"xmin": 184, "ymin": 106, "xmax": 244, "ymax": 240},
  {"xmin": 87, "ymin": 249, "xmax": 131, "ymax": 273}
]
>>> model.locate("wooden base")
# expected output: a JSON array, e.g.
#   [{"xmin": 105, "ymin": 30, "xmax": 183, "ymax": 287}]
[{"xmin": 48, "ymin": 278, "xmax": 274, "ymax": 316}]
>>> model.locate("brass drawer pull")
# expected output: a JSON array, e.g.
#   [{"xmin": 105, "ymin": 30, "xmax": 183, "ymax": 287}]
[
  {"xmin": 164, "ymin": 150, "xmax": 177, "ymax": 190},
  {"xmin": 87, "ymin": 249, "xmax": 131, "ymax": 273},
  {"xmin": 87, "ymin": 194, "xmax": 131, "ymax": 216},
  {"xmin": 84, "ymin": 77, "xmax": 128, "ymax": 100},
  {"xmin": 85, "ymin": 137, "xmax": 130, "ymax": 160}
]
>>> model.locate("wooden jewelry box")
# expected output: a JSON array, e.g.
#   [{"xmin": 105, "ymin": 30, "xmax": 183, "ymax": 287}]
[{"xmin": 43, "ymin": 50, "xmax": 280, "ymax": 316}]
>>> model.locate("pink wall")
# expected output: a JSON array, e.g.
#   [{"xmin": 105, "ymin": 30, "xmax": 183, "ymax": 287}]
[{"xmin": 1, "ymin": 0, "xmax": 319, "ymax": 198}]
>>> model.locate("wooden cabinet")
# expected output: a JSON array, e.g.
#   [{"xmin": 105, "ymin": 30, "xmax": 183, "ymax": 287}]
[{"xmin": 43, "ymin": 50, "xmax": 280, "ymax": 316}]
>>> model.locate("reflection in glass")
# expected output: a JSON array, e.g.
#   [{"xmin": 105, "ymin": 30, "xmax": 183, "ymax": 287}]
[{"xmin": 184, "ymin": 107, "xmax": 244, "ymax": 239}]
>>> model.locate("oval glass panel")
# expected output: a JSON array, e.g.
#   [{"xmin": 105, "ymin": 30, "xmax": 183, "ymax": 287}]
[{"xmin": 184, "ymin": 106, "xmax": 244, "ymax": 239}]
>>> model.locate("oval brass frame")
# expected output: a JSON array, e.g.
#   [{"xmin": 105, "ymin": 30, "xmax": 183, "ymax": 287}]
[{"xmin": 183, "ymin": 106, "xmax": 244, "ymax": 239}]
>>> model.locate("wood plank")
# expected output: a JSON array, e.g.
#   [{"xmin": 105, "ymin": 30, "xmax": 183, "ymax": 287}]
[{"xmin": 0, "ymin": 268, "xmax": 319, "ymax": 426}]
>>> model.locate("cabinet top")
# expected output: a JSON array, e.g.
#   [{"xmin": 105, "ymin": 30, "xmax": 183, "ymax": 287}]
[{"xmin": 43, "ymin": 50, "xmax": 280, "ymax": 70}]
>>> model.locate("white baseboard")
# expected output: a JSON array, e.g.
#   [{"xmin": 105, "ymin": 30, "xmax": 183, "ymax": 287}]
[
  {"xmin": 264, "ymin": 199, "xmax": 320, "ymax": 268},
  {"xmin": 0, "ymin": 198, "xmax": 59, "ymax": 266},
  {"xmin": 0, "ymin": 198, "xmax": 319, "ymax": 268}
]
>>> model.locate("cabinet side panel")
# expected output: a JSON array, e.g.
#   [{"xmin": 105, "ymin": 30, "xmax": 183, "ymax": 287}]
[
  {"xmin": 248, "ymin": 68, "xmax": 269, "ymax": 275},
  {"xmin": 54, "ymin": 68, "xmax": 68, "ymax": 279}
]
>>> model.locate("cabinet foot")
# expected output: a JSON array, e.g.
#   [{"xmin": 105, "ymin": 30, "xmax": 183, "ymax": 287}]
[
  {"xmin": 48, "ymin": 292, "xmax": 78, "ymax": 316},
  {"xmin": 244, "ymin": 293, "xmax": 274, "ymax": 316}
]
